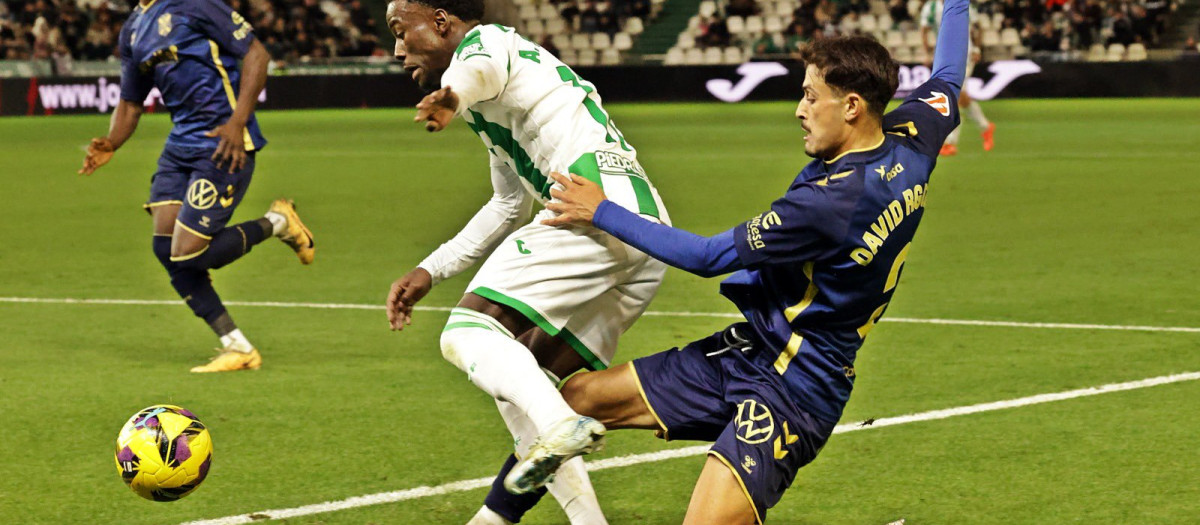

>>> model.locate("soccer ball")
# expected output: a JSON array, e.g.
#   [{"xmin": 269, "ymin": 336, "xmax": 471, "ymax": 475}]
[{"xmin": 114, "ymin": 404, "xmax": 213, "ymax": 501}]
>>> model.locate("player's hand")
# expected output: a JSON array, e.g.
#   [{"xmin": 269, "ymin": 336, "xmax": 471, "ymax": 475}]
[
  {"xmin": 206, "ymin": 120, "xmax": 247, "ymax": 174},
  {"xmin": 79, "ymin": 137, "xmax": 114, "ymax": 175},
  {"xmin": 387, "ymin": 267, "xmax": 433, "ymax": 331},
  {"xmin": 414, "ymin": 86, "xmax": 459, "ymax": 132},
  {"xmin": 543, "ymin": 171, "xmax": 607, "ymax": 228}
]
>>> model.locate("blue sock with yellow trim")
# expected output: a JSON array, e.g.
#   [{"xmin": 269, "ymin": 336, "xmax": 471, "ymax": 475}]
[
  {"xmin": 484, "ymin": 454, "xmax": 546, "ymax": 523},
  {"xmin": 154, "ymin": 235, "xmax": 228, "ymax": 328},
  {"xmin": 172, "ymin": 219, "xmax": 270, "ymax": 271}
]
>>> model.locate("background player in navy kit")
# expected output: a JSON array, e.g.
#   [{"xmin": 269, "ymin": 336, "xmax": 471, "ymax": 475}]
[
  {"xmin": 497, "ymin": 0, "xmax": 970, "ymax": 522},
  {"xmin": 79, "ymin": 0, "xmax": 315, "ymax": 373}
]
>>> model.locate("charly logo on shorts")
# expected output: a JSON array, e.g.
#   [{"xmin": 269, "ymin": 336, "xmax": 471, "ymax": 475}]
[
  {"xmin": 734, "ymin": 399, "xmax": 774, "ymax": 444},
  {"xmin": 186, "ymin": 180, "xmax": 219, "ymax": 210}
]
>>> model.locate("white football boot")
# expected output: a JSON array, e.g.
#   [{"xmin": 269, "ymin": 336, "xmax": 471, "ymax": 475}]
[{"xmin": 503, "ymin": 416, "xmax": 606, "ymax": 494}]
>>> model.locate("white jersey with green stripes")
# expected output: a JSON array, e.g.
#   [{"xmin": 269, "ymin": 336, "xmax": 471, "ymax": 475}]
[{"xmin": 439, "ymin": 24, "xmax": 665, "ymax": 220}]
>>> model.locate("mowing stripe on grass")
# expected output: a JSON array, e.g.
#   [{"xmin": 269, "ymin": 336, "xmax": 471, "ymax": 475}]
[
  {"xmin": 3, "ymin": 296, "xmax": 1200, "ymax": 333},
  {"xmin": 177, "ymin": 371, "xmax": 1200, "ymax": 525}
]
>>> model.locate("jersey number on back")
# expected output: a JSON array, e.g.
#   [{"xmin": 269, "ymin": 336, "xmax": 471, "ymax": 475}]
[
  {"xmin": 856, "ymin": 242, "xmax": 911, "ymax": 339},
  {"xmin": 556, "ymin": 66, "xmax": 632, "ymax": 152}
]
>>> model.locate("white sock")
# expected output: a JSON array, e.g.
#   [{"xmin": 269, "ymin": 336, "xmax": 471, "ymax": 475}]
[
  {"xmin": 549, "ymin": 457, "xmax": 607, "ymax": 525},
  {"xmin": 946, "ymin": 124, "xmax": 961, "ymax": 146},
  {"xmin": 441, "ymin": 323, "xmax": 576, "ymax": 432},
  {"xmin": 466, "ymin": 505, "xmax": 513, "ymax": 525},
  {"xmin": 219, "ymin": 329, "xmax": 254, "ymax": 353},
  {"xmin": 967, "ymin": 100, "xmax": 990, "ymax": 129},
  {"xmin": 263, "ymin": 211, "xmax": 287, "ymax": 237},
  {"xmin": 495, "ymin": 400, "xmax": 608, "ymax": 525}
]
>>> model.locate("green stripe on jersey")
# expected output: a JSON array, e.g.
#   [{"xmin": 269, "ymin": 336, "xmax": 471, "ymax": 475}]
[
  {"xmin": 465, "ymin": 110, "xmax": 551, "ymax": 198},
  {"xmin": 567, "ymin": 153, "xmax": 604, "ymax": 188},
  {"xmin": 627, "ymin": 175, "xmax": 660, "ymax": 217},
  {"xmin": 454, "ymin": 28, "xmax": 482, "ymax": 58}
]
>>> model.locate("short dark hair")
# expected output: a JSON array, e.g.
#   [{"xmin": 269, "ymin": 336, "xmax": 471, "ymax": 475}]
[
  {"xmin": 405, "ymin": 0, "xmax": 484, "ymax": 21},
  {"xmin": 799, "ymin": 36, "xmax": 899, "ymax": 121}
]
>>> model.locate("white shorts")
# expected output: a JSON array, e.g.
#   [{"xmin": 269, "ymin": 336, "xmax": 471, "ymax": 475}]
[{"xmin": 466, "ymin": 207, "xmax": 668, "ymax": 370}]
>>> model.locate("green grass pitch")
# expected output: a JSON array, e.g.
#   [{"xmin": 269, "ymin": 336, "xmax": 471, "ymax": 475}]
[{"xmin": 0, "ymin": 99, "xmax": 1198, "ymax": 524}]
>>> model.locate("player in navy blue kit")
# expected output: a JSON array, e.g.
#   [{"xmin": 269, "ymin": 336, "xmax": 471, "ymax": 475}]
[
  {"xmin": 79, "ymin": 0, "xmax": 315, "ymax": 373},
  {"xmin": 490, "ymin": 0, "xmax": 970, "ymax": 522}
]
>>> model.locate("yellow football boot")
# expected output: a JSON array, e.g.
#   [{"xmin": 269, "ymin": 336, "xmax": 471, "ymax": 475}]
[
  {"xmin": 270, "ymin": 198, "xmax": 315, "ymax": 264},
  {"xmin": 190, "ymin": 348, "xmax": 262, "ymax": 373}
]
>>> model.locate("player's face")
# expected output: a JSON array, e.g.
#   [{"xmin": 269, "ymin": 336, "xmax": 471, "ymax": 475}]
[
  {"xmin": 388, "ymin": 0, "xmax": 454, "ymax": 91},
  {"xmin": 796, "ymin": 65, "xmax": 849, "ymax": 160}
]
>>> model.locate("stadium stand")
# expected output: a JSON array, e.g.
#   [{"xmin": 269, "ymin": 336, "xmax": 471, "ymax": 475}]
[
  {"xmin": 512, "ymin": 0, "xmax": 662, "ymax": 64},
  {"xmin": 662, "ymin": 0, "xmax": 1195, "ymax": 64},
  {"xmin": 0, "ymin": 0, "xmax": 382, "ymax": 62}
]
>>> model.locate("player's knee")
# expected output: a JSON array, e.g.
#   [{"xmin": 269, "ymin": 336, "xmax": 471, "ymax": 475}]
[
  {"xmin": 151, "ymin": 235, "xmax": 173, "ymax": 268},
  {"xmin": 170, "ymin": 246, "xmax": 212, "ymax": 270},
  {"xmin": 439, "ymin": 328, "xmax": 468, "ymax": 370},
  {"xmin": 560, "ymin": 373, "xmax": 599, "ymax": 417}
]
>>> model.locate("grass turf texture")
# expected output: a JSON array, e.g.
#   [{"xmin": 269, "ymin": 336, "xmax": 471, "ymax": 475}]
[{"xmin": 0, "ymin": 99, "xmax": 1197, "ymax": 524}]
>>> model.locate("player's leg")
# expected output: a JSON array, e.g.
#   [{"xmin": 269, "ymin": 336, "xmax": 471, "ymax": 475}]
[
  {"xmin": 167, "ymin": 152, "xmax": 310, "ymax": 371},
  {"xmin": 509, "ymin": 327, "xmax": 735, "ymax": 493},
  {"xmin": 478, "ymin": 323, "xmax": 630, "ymax": 525},
  {"xmin": 683, "ymin": 456, "xmax": 757, "ymax": 525},
  {"xmin": 941, "ymin": 125, "xmax": 961, "ymax": 156}
]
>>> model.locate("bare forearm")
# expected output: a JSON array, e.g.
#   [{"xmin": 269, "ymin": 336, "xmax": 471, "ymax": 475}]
[
  {"xmin": 229, "ymin": 40, "xmax": 268, "ymax": 126},
  {"xmin": 106, "ymin": 100, "xmax": 143, "ymax": 150}
]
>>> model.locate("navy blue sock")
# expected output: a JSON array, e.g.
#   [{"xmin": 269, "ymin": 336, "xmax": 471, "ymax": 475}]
[
  {"xmin": 483, "ymin": 454, "xmax": 547, "ymax": 523},
  {"xmin": 154, "ymin": 235, "xmax": 229, "ymax": 331},
  {"xmin": 172, "ymin": 219, "xmax": 270, "ymax": 271}
]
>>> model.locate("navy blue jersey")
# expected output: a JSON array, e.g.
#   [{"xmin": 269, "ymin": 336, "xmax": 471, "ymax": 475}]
[
  {"xmin": 722, "ymin": 78, "xmax": 960, "ymax": 423},
  {"xmin": 119, "ymin": 0, "xmax": 266, "ymax": 151}
]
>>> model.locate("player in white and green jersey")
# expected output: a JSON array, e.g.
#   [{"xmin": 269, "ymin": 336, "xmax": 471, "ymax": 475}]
[
  {"xmin": 920, "ymin": 0, "xmax": 996, "ymax": 155},
  {"xmin": 383, "ymin": 1, "xmax": 669, "ymax": 523}
]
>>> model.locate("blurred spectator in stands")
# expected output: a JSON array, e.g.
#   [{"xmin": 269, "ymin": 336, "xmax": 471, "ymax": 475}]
[
  {"xmin": 750, "ymin": 31, "xmax": 780, "ymax": 55},
  {"xmin": 1001, "ymin": 0, "xmax": 1023, "ymax": 28},
  {"xmin": 52, "ymin": 41, "xmax": 72, "ymax": 73},
  {"xmin": 1142, "ymin": 0, "xmax": 1168, "ymax": 36},
  {"xmin": 347, "ymin": 0, "xmax": 375, "ymax": 34},
  {"xmin": 783, "ymin": 21, "xmax": 809, "ymax": 55},
  {"xmin": 81, "ymin": 10, "xmax": 114, "ymax": 60},
  {"xmin": 1105, "ymin": 7, "xmax": 1134, "ymax": 46},
  {"xmin": 888, "ymin": 0, "xmax": 913, "ymax": 28},
  {"xmin": 838, "ymin": 11, "xmax": 861, "ymax": 34},
  {"xmin": 562, "ymin": 2, "xmax": 582, "ymax": 26},
  {"xmin": 579, "ymin": 1, "xmax": 601, "ymax": 33},
  {"xmin": 699, "ymin": 15, "xmax": 731, "ymax": 47},
  {"xmin": 1025, "ymin": 19, "xmax": 1060, "ymax": 51},
  {"xmin": 1182, "ymin": 35, "xmax": 1198, "ymax": 55},
  {"xmin": 628, "ymin": 0, "xmax": 651, "ymax": 19},
  {"xmin": 1129, "ymin": 4, "xmax": 1153, "ymax": 44},
  {"xmin": 726, "ymin": 0, "xmax": 760, "ymax": 18},
  {"xmin": 294, "ymin": 30, "xmax": 315, "ymax": 58},
  {"xmin": 815, "ymin": 0, "xmax": 837, "ymax": 31},
  {"xmin": 838, "ymin": 0, "xmax": 871, "ymax": 17},
  {"xmin": 540, "ymin": 35, "xmax": 561, "ymax": 57},
  {"xmin": 1067, "ymin": 0, "xmax": 1101, "ymax": 49}
]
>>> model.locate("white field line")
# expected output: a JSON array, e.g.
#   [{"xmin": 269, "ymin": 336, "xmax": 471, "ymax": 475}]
[
  {"xmin": 178, "ymin": 371, "xmax": 1200, "ymax": 525},
  {"xmin": 2, "ymin": 296, "xmax": 1200, "ymax": 334}
]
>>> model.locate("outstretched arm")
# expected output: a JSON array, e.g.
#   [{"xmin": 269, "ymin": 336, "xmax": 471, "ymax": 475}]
[
  {"xmin": 931, "ymin": 0, "xmax": 970, "ymax": 97},
  {"xmin": 543, "ymin": 172, "xmax": 741, "ymax": 278}
]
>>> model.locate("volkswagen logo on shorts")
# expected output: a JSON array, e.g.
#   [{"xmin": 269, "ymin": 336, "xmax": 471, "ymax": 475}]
[{"xmin": 734, "ymin": 399, "xmax": 774, "ymax": 444}]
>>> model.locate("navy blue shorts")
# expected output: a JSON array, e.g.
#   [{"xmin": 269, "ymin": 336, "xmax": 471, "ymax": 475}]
[
  {"xmin": 144, "ymin": 144, "xmax": 255, "ymax": 239},
  {"xmin": 630, "ymin": 324, "xmax": 837, "ymax": 523}
]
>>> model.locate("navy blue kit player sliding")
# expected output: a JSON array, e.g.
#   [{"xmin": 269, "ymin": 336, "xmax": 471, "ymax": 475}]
[
  {"xmin": 80, "ymin": 0, "xmax": 315, "ymax": 373},
  {"xmin": 474, "ymin": 0, "xmax": 971, "ymax": 523}
]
